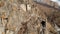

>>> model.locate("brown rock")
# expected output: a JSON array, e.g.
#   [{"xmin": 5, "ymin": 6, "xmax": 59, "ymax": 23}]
[{"xmin": 0, "ymin": 1, "xmax": 4, "ymax": 7}]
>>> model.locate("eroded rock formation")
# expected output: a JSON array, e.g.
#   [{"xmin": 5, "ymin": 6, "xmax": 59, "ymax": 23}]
[{"xmin": 0, "ymin": 0, "xmax": 60, "ymax": 34}]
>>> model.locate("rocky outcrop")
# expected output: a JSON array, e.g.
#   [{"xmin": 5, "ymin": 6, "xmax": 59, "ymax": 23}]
[{"xmin": 0, "ymin": 0, "xmax": 60, "ymax": 34}]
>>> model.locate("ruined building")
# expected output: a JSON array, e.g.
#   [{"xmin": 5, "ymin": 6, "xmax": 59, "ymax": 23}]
[{"xmin": 0, "ymin": 0, "xmax": 60, "ymax": 34}]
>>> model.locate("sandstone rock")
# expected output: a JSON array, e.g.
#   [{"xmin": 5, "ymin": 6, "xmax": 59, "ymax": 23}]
[
  {"xmin": 20, "ymin": 4, "xmax": 26, "ymax": 12},
  {"xmin": 0, "ymin": 27, "xmax": 5, "ymax": 34},
  {"xmin": 0, "ymin": 1, "xmax": 4, "ymax": 7},
  {"xmin": 27, "ymin": 4, "xmax": 31, "ymax": 11},
  {"xmin": 6, "ymin": 30, "xmax": 14, "ymax": 34},
  {"xmin": 0, "ymin": 0, "xmax": 59, "ymax": 34}
]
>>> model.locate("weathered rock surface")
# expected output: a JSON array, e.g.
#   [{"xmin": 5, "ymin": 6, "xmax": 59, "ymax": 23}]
[{"xmin": 0, "ymin": 0, "xmax": 60, "ymax": 34}]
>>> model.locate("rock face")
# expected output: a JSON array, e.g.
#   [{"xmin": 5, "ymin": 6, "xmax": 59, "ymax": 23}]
[{"xmin": 0, "ymin": 0, "xmax": 60, "ymax": 34}]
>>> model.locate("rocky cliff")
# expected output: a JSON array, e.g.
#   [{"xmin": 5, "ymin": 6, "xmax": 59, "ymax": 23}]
[{"xmin": 0, "ymin": 0, "xmax": 60, "ymax": 34}]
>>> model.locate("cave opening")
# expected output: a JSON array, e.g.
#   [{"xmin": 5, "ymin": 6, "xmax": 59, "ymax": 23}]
[
  {"xmin": 41, "ymin": 21, "xmax": 46, "ymax": 34},
  {"xmin": 41, "ymin": 21, "xmax": 46, "ymax": 27}
]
